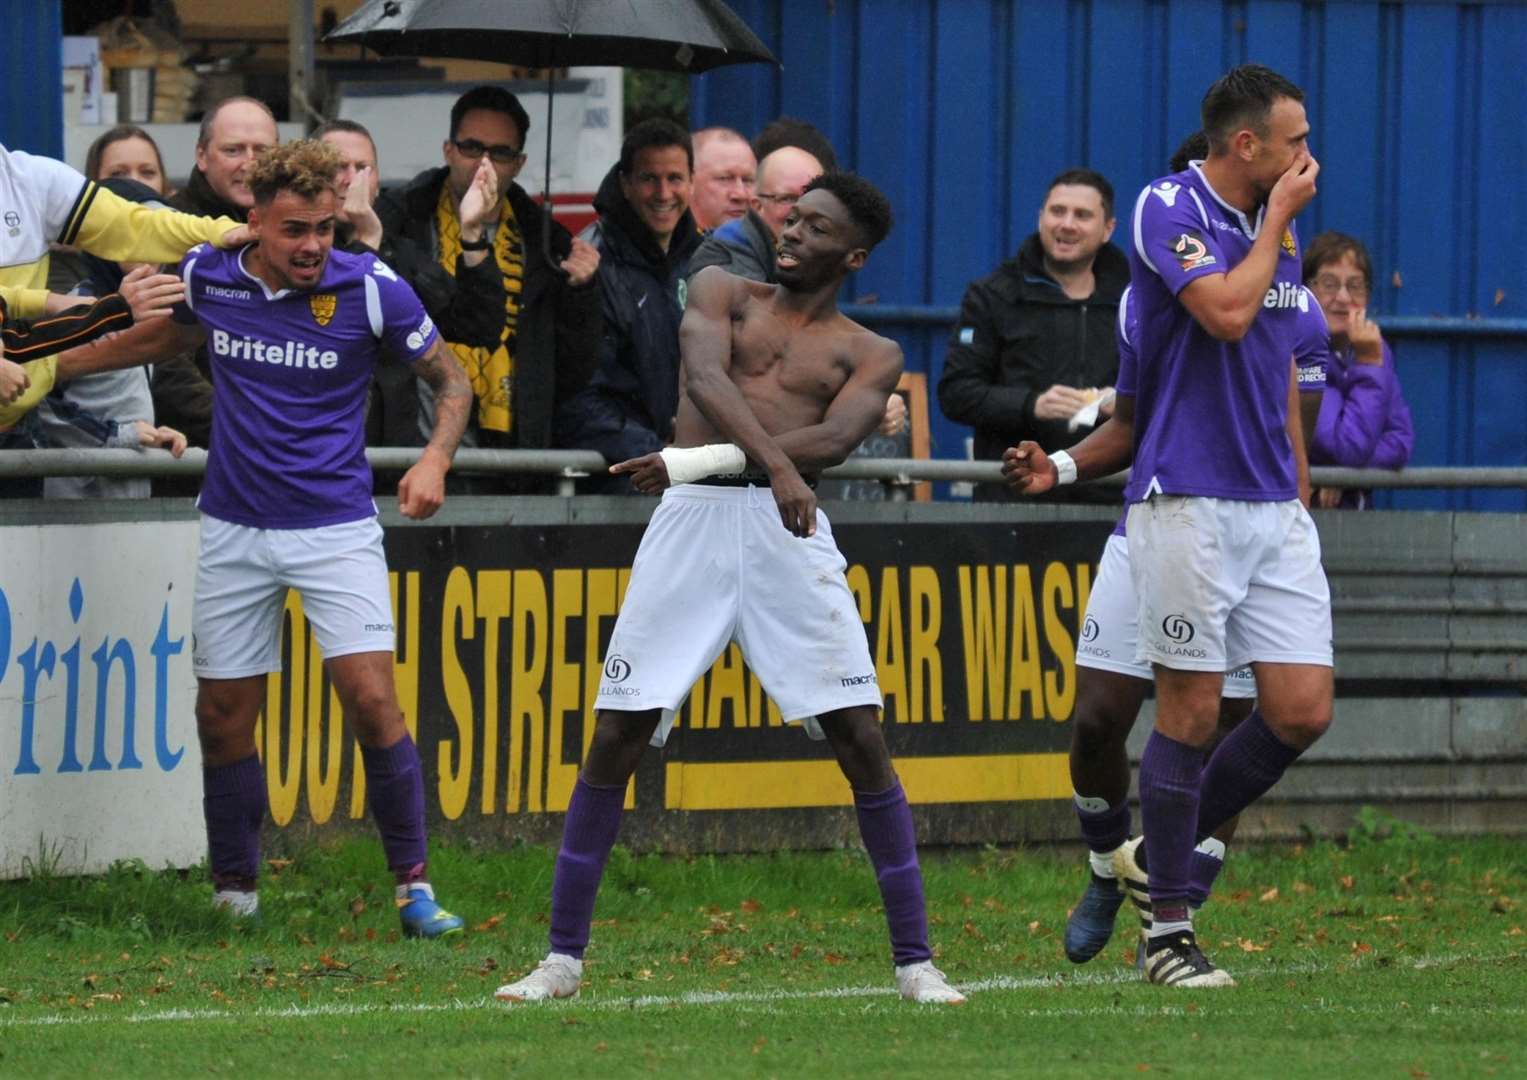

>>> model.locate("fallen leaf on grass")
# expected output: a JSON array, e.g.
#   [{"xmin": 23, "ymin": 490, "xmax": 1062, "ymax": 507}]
[
  {"xmin": 1260, "ymin": 887, "xmax": 1280, "ymax": 903},
  {"xmin": 349, "ymin": 898, "xmax": 366, "ymax": 919},
  {"xmin": 1293, "ymin": 881, "xmax": 1314, "ymax": 896},
  {"xmin": 1339, "ymin": 875, "xmax": 1355, "ymax": 891},
  {"xmin": 594, "ymin": 1042, "xmax": 608, "ymax": 1053},
  {"xmin": 475, "ymin": 914, "xmax": 506, "ymax": 932},
  {"xmin": 1491, "ymin": 897, "xmax": 1516, "ymax": 914},
  {"xmin": 267, "ymin": 859, "xmax": 293, "ymax": 874},
  {"xmin": 1352, "ymin": 942, "xmax": 1373, "ymax": 955},
  {"xmin": 823, "ymin": 952, "xmax": 847, "ymax": 966},
  {"xmin": 741, "ymin": 899, "xmax": 762, "ymax": 914},
  {"xmin": 1237, "ymin": 938, "xmax": 1268, "ymax": 953}
]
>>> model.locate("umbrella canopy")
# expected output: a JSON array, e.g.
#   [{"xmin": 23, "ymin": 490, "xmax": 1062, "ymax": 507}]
[{"xmin": 325, "ymin": 0, "xmax": 778, "ymax": 72}]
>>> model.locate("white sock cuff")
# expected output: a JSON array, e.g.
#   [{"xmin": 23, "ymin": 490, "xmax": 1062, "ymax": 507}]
[{"xmin": 1193, "ymin": 838, "xmax": 1227, "ymax": 861}]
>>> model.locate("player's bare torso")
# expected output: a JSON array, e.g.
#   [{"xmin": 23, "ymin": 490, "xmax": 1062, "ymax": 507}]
[{"xmin": 673, "ymin": 276, "xmax": 886, "ymax": 445}]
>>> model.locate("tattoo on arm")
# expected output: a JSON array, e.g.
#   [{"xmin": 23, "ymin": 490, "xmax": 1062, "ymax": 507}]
[{"xmin": 415, "ymin": 337, "xmax": 471, "ymax": 462}]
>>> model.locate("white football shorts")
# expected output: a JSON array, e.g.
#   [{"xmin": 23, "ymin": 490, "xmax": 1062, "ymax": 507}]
[
  {"xmin": 594, "ymin": 483, "xmax": 882, "ymax": 745},
  {"xmin": 1126, "ymin": 495, "xmax": 1333, "ymax": 673},
  {"xmin": 193, "ymin": 514, "xmax": 396, "ymax": 679},
  {"xmin": 1077, "ymin": 532, "xmax": 1257, "ymax": 697}
]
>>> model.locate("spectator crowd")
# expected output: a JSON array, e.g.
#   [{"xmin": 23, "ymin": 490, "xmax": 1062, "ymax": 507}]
[{"xmin": 0, "ymin": 86, "xmax": 1408, "ymax": 503}]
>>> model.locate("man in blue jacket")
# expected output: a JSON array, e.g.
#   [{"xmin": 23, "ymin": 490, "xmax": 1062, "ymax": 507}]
[{"xmin": 554, "ymin": 120, "xmax": 702, "ymax": 489}]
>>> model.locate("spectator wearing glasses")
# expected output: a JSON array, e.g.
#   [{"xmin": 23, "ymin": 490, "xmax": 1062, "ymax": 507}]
[
  {"xmin": 689, "ymin": 127, "xmax": 756, "ymax": 233},
  {"xmin": 373, "ymin": 85, "xmax": 601, "ymax": 489},
  {"xmin": 1302, "ymin": 231, "xmax": 1413, "ymax": 508},
  {"xmin": 688, "ymin": 145, "xmax": 823, "ymax": 284}
]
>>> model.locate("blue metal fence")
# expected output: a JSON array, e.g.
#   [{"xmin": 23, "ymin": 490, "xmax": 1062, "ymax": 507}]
[
  {"xmin": 1, "ymin": 1, "xmax": 62, "ymax": 158},
  {"xmin": 692, "ymin": 1, "xmax": 1527, "ymax": 510}
]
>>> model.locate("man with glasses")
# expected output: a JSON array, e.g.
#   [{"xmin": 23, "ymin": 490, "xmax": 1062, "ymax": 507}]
[
  {"xmin": 689, "ymin": 145, "xmax": 822, "ymax": 284},
  {"xmin": 1302, "ymin": 231, "xmax": 1412, "ymax": 508},
  {"xmin": 374, "ymin": 85, "xmax": 601, "ymax": 489}
]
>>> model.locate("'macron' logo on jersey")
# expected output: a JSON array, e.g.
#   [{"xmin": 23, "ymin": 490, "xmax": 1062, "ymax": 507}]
[
  {"xmin": 1263, "ymin": 281, "xmax": 1309, "ymax": 311},
  {"xmin": 1152, "ymin": 181, "xmax": 1182, "ymax": 207}
]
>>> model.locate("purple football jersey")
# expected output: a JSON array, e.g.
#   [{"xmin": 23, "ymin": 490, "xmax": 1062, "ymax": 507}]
[
  {"xmin": 1124, "ymin": 163, "xmax": 1309, "ymax": 503},
  {"xmin": 175, "ymin": 244, "xmax": 437, "ymax": 528},
  {"xmin": 1109, "ymin": 285, "xmax": 1140, "ymax": 538},
  {"xmin": 1293, "ymin": 286, "xmax": 1331, "ymax": 393}
]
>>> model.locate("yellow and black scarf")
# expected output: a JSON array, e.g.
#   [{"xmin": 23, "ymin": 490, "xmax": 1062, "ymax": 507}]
[{"xmin": 435, "ymin": 185, "xmax": 525, "ymax": 433}]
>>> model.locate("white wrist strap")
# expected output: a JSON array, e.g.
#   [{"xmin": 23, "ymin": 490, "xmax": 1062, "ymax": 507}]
[
  {"xmin": 1050, "ymin": 450, "xmax": 1078, "ymax": 486},
  {"xmin": 659, "ymin": 443, "xmax": 747, "ymax": 485}
]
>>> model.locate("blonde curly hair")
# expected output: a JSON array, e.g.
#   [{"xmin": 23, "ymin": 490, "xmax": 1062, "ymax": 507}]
[{"xmin": 246, "ymin": 139, "xmax": 341, "ymax": 205}]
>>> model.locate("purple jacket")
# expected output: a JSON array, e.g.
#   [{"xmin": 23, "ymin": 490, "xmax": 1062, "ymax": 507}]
[{"xmin": 1310, "ymin": 340, "xmax": 1414, "ymax": 508}]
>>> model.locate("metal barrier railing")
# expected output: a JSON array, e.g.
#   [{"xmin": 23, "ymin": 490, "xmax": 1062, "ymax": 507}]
[
  {"xmin": 2, "ymin": 448, "xmax": 1525, "ymax": 496},
  {"xmin": 840, "ymin": 305, "xmax": 1527, "ymax": 341}
]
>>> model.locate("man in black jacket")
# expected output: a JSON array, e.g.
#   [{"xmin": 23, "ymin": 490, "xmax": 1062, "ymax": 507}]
[
  {"xmin": 555, "ymin": 119, "xmax": 702, "ymax": 490},
  {"xmin": 374, "ymin": 85, "xmax": 601, "ymax": 492},
  {"xmin": 939, "ymin": 168, "xmax": 1128, "ymax": 501}
]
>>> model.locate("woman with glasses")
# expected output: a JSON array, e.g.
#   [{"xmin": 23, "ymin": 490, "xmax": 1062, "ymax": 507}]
[{"xmin": 1302, "ymin": 232, "xmax": 1413, "ymax": 508}]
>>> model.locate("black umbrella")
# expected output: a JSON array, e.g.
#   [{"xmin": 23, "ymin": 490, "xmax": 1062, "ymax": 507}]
[{"xmin": 325, "ymin": 0, "xmax": 779, "ymax": 264}]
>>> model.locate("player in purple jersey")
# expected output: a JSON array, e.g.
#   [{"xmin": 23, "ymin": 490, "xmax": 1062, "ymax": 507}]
[
  {"xmin": 70, "ymin": 141, "xmax": 473, "ymax": 935},
  {"xmin": 1015, "ymin": 68, "xmax": 1332, "ymax": 988},
  {"xmin": 1008, "ymin": 280, "xmax": 1323, "ymax": 966}
]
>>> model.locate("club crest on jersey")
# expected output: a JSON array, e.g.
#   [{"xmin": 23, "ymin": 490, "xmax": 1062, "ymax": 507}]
[
  {"xmin": 1169, "ymin": 230, "xmax": 1216, "ymax": 271},
  {"xmin": 1281, "ymin": 228, "xmax": 1297, "ymax": 258},
  {"xmin": 309, "ymin": 293, "xmax": 338, "ymax": 326}
]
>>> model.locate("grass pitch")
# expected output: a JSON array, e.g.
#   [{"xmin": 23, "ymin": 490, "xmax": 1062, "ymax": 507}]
[{"xmin": 1, "ymin": 820, "xmax": 1523, "ymax": 1078}]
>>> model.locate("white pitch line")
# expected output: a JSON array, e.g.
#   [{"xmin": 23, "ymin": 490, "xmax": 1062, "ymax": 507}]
[{"xmin": 0, "ymin": 951, "xmax": 1498, "ymax": 1030}]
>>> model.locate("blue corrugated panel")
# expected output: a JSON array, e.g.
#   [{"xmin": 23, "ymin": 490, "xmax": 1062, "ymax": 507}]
[
  {"xmin": 1, "ymin": 2, "xmax": 63, "ymax": 158},
  {"xmin": 693, "ymin": 0, "xmax": 1527, "ymax": 508}
]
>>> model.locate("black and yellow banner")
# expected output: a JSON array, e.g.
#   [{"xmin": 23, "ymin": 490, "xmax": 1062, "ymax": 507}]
[{"xmin": 256, "ymin": 520, "xmax": 1112, "ymax": 847}]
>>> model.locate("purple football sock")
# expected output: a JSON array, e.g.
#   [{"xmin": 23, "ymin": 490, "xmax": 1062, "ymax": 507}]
[
  {"xmin": 1195, "ymin": 710, "xmax": 1302, "ymax": 842},
  {"xmin": 203, "ymin": 753, "xmax": 265, "ymax": 891},
  {"xmin": 361, "ymin": 733, "xmax": 429, "ymax": 884},
  {"xmin": 854, "ymin": 781, "xmax": 933, "ymax": 967},
  {"xmin": 1075, "ymin": 797, "xmax": 1131, "ymax": 855},
  {"xmin": 1138, "ymin": 730, "xmax": 1203, "ymax": 914},
  {"xmin": 549, "ymin": 777, "xmax": 627, "ymax": 960},
  {"xmin": 1186, "ymin": 842, "xmax": 1226, "ymax": 907}
]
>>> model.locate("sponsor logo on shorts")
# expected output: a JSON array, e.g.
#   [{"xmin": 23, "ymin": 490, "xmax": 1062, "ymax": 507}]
[
  {"xmin": 600, "ymin": 685, "xmax": 641, "ymax": 698},
  {"xmin": 1227, "ymin": 667, "xmax": 1255, "ymax": 681},
  {"xmin": 1079, "ymin": 645, "xmax": 1112, "ymax": 659},
  {"xmin": 4, "ymin": 211, "xmax": 21, "ymax": 228},
  {"xmin": 364, "ymin": 622, "xmax": 394, "ymax": 633},
  {"xmin": 603, "ymin": 655, "xmax": 632, "ymax": 683},
  {"xmin": 1161, "ymin": 614, "xmax": 1195, "ymax": 644},
  {"xmin": 1082, "ymin": 616, "xmax": 1100, "ymax": 643},
  {"xmin": 840, "ymin": 673, "xmax": 878, "ymax": 688}
]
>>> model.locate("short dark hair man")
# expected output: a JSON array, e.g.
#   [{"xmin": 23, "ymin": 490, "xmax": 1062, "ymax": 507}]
[
  {"xmin": 1012, "ymin": 64, "xmax": 1329, "ymax": 990},
  {"xmin": 938, "ymin": 168, "xmax": 1127, "ymax": 501},
  {"xmin": 373, "ymin": 85, "xmax": 601, "ymax": 488},
  {"xmin": 553, "ymin": 119, "xmax": 702, "ymax": 486},
  {"xmin": 497, "ymin": 172, "xmax": 963, "ymax": 1006}
]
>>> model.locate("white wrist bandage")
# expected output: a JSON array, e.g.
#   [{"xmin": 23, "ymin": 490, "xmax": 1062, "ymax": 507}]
[
  {"xmin": 1050, "ymin": 450, "xmax": 1078, "ymax": 486},
  {"xmin": 659, "ymin": 443, "xmax": 747, "ymax": 485}
]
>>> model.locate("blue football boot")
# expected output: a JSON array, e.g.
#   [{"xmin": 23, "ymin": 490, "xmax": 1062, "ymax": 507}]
[
  {"xmin": 1064, "ymin": 869, "xmax": 1127, "ymax": 963},
  {"xmin": 397, "ymin": 883, "xmax": 465, "ymax": 939}
]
